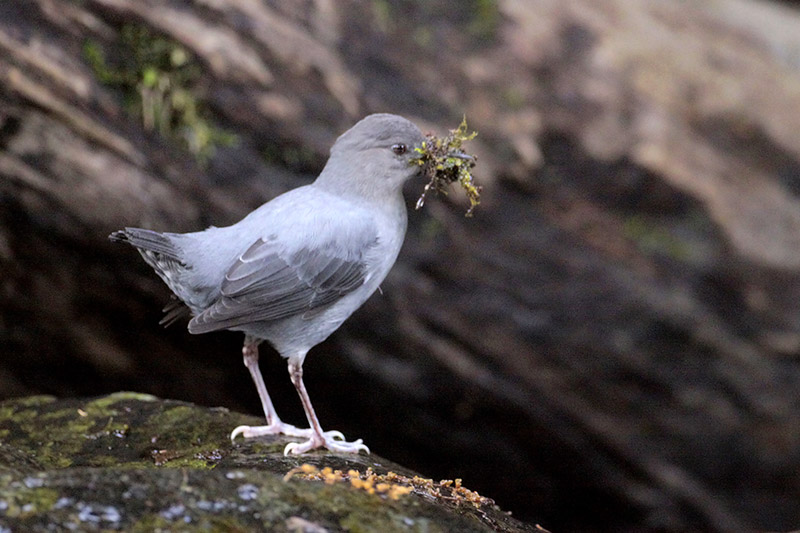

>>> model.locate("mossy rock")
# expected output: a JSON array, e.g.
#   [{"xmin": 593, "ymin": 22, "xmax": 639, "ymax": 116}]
[{"xmin": 0, "ymin": 393, "xmax": 538, "ymax": 532}]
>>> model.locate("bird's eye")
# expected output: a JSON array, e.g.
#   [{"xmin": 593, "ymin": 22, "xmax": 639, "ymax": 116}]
[{"xmin": 391, "ymin": 143, "xmax": 407, "ymax": 155}]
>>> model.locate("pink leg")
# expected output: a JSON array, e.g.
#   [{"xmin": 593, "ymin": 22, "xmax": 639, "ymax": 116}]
[
  {"xmin": 230, "ymin": 337, "xmax": 311, "ymax": 440},
  {"xmin": 283, "ymin": 360, "xmax": 369, "ymax": 455}
]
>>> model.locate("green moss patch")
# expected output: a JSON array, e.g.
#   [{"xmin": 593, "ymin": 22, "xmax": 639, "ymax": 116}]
[
  {"xmin": 411, "ymin": 117, "xmax": 482, "ymax": 217},
  {"xmin": 83, "ymin": 25, "xmax": 237, "ymax": 164}
]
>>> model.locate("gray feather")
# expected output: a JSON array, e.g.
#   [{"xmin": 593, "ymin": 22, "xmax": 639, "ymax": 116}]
[
  {"xmin": 109, "ymin": 228, "xmax": 184, "ymax": 264},
  {"xmin": 188, "ymin": 235, "xmax": 378, "ymax": 333}
]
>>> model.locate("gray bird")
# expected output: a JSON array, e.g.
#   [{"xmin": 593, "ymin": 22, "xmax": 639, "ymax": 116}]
[{"xmin": 110, "ymin": 113, "xmax": 436, "ymax": 454}]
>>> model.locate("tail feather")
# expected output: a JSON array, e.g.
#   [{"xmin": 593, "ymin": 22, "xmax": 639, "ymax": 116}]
[
  {"xmin": 159, "ymin": 296, "xmax": 190, "ymax": 327},
  {"xmin": 111, "ymin": 227, "xmax": 195, "ymax": 325},
  {"xmin": 109, "ymin": 227, "xmax": 183, "ymax": 263}
]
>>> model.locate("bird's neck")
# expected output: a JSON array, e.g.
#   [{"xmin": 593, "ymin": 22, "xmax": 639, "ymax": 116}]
[{"xmin": 314, "ymin": 157, "xmax": 407, "ymax": 208}]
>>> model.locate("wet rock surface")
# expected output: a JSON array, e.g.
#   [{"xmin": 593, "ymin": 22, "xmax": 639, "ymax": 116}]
[{"xmin": 0, "ymin": 393, "xmax": 536, "ymax": 532}]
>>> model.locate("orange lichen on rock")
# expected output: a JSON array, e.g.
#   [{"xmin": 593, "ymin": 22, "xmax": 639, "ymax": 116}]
[
  {"xmin": 390, "ymin": 472, "xmax": 495, "ymax": 509},
  {"xmin": 283, "ymin": 464, "xmax": 412, "ymax": 500},
  {"xmin": 284, "ymin": 464, "xmax": 492, "ymax": 508}
]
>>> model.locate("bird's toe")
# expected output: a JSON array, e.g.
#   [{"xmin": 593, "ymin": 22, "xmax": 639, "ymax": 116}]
[
  {"xmin": 321, "ymin": 429, "xmax": 345, "ymax": 441},
  {"xmin": 230, "ymin": 422, "xmax": 313, "ymax": 441},
  {"xmin": 282, "ymin": 432, "xmax": 369, "ymax": 455}
]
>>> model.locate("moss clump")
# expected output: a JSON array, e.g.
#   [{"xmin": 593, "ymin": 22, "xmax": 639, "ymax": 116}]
[
  {"xmin": 83, "ymin": 25, "xmax": 236, "ymax": 164},
  {"xmin": 411, "ymin": 117, "xmax": 481, "ymax": 217}
]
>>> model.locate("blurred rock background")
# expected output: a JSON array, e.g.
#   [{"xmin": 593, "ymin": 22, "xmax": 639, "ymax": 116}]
[{"xmin": 3, "ymin": 0, "xmax": 800, "ymax": 531}]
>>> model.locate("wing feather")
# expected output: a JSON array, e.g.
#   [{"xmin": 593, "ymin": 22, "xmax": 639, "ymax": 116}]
[{"xmin": 188, "ymin": 231, "xmax": 378, "ymax": 334}]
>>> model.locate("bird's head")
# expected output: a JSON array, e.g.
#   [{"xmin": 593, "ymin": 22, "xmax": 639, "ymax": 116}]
[{"xmin": 316, "ymin": 113, "xmax": 428, "ymax": 200}]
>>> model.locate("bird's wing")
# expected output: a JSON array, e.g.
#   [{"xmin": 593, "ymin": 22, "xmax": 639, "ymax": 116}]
[{"xmin": 188, "ymin": 222, "xmax": 379, "ymax": 334}]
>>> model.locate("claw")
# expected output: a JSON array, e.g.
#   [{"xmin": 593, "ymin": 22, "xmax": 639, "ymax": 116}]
[
  {"xmin": 230, "ymin": 425, "xmax": 247, "ymax": 442},
  {"xmin": 324, "ymin": 430, "xmax": 345, "ymax": 441}
]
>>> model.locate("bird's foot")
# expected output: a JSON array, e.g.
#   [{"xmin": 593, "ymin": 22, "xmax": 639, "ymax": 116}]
[
  {"xmin": 283, "ymin": 430, "xmax": 369, "ymax": 455},
  {"xmin": 230, "ymin": 421, "xmax": 318, "ymax": 440}
]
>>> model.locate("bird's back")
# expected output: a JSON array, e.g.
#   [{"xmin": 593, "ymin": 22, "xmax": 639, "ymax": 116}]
[
  {"xmin": 186, "ymin": 185, "xmax": 408, "ymax": 358},
  {"xmin": 111, "ymin": 182, "xmax": 406, "ymax": 352}
]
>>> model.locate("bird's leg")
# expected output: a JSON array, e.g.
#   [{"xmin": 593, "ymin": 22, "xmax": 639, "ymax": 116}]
[
  {"xmin": 230, "ymin": 337, "xmax": 312, "ymax": 440},
  {"xmin": 283, "ymin": 360, "xmax": 369, "ymax": 455}
]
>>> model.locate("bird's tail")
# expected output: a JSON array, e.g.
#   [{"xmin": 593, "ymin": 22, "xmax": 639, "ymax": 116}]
[
  {"xmin": 109, "ymin": 227, "xmax": 190, "ymax": 326},
  {"xmin": 109, "ymin": 227, "xmax": 182, "ymax": 261}
]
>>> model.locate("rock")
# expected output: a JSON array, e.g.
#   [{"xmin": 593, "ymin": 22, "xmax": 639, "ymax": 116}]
[{"xmin": 0, "ymin": 393, "xmax": 537, "ymax": 532}]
